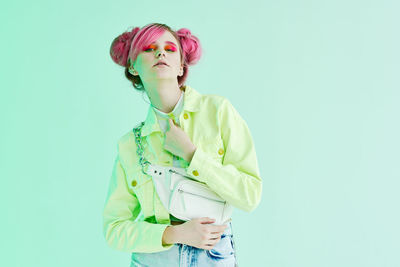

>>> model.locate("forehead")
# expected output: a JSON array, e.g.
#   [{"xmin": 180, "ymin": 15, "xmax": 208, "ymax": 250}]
[{"xmin": 151, "ymin": 31, "xmax": 178, "ymax": 46}]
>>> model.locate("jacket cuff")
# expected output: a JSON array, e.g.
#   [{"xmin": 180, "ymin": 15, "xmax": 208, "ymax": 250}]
[
  {"xmin": 185, "ymin": 146, "xmax": 209, "ymax": 183},
  {"xmin": 152, "ymin": 223, "xmax": 175, "ymax": 251}
]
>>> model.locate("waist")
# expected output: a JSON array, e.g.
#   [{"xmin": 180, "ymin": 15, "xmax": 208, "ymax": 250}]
[
  {"xmin": 171, "ymin": 221, "xmax": 233, "ymax": 235},
  {"xmin": 145, "ymin": 216, "xmax": 232, "ymax": 233},
  {"xmin": 144, "ymin": 215, "xmax": 186, "ymax": 225}
]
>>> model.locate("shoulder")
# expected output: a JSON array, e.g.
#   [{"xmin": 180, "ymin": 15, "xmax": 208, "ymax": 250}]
[
  {"xmin": 187, "ymin": 86, "xmax": 240, "ymax": 122},
  {"xmin": 198, "ymin": 90, "xmax": 232, "ymax": 111},
  {"xmin": 203, "ymin": 93, "xmax": 238, "ymax": 117},
  {"xmin": 185, "ymin": 84, "xmax": 229, "ymax": 109},
  {"xmin": 202, "ymin": 93, "xmax": 225, "ymax": 104},
  {"xmin": 201, "ymin": 92, "xmax": 243, "ymax": 124}
]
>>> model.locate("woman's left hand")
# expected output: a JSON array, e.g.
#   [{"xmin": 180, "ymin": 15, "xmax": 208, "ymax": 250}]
[{"xmin": 163, "ymin": 118, "xmax": 197, "ymax": 162}]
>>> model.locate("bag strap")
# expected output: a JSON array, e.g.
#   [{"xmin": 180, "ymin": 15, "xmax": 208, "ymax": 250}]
[{"xmin": 132, "ymin": 121, "xmax": 151, "ymax": 175}]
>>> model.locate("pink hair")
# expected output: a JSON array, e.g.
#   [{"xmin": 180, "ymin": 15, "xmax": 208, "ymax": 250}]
[{"xmin": 110, "ymin": 23, "xmax": 202, "ymax": 91}]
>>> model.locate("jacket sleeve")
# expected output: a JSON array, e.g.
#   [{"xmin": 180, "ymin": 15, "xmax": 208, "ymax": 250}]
[
  {"xmin": 102, "ymin": 147, "xmax": 174, "ymax": 253},
  {"xmin": 185, "ymin": 98, "xmax": 262, "ymax": 212}
]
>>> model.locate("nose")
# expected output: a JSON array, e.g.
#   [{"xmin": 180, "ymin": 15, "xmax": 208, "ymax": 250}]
[{"xmin": 156, "ymin": 49, "xmax": 165, "ymax": 58}]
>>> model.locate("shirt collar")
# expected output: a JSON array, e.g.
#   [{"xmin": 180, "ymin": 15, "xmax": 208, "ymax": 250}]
[{"xmin": 141, "ymin": 85, "xmax": 202, "ymax": 137}]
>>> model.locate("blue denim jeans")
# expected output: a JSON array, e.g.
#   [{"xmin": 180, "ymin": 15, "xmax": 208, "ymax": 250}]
[{"xmin": 130, "ymin": 222, "xmax": 238, "ymax": 267}]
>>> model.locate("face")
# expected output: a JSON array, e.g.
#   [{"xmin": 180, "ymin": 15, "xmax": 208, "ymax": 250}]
[{"xmin": 129, "ymin": 30, "xmax": 183, "ymax": 85}]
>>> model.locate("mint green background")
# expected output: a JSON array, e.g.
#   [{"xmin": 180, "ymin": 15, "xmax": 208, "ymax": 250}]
[{"xmin": 1, "ymin": 0, "xmax": 399, "ymax": 266}]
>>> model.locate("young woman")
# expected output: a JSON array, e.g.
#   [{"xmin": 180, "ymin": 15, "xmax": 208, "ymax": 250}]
[{"xmin": 103, "ymin": 23, "xmax": 262, "ymax": 267}]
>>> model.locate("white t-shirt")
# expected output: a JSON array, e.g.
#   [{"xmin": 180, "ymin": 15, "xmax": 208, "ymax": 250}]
[
  {"xmin": 151, "ymin": 90, "xmax": 187, "ymax": 222},
  {"xmin": 151, "ymin": 90, "xmax": 185, "ymax": 168}
]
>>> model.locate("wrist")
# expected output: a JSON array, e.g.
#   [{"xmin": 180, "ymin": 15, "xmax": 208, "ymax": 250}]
[{"xmin": 162, "ymin": 225, "xmax": 180, "ymax": 245}]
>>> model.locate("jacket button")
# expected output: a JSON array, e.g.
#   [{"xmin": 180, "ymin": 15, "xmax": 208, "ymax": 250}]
[
  {"xmin": 131, "ymin": 180, "xmax": 137, "ymax": 187},
  {"xmin": 183, "ymin": 113, "xmax": 189, "ymax": 119},
  {"xmin": 192, "ymin": 170, "xmax": 199, "ymax": 176}
]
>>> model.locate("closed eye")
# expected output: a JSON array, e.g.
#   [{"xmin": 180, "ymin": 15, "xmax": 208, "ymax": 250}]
[
  {"xmin": 143, "ymin": 45, "xmax": 177, "ymax": 52},
  {"xmin": 144, "ymin": 48, "xmax": 175, "ymax": 52}
]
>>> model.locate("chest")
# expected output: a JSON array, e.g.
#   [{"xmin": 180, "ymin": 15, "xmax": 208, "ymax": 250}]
[{"xmin": 120, "ymin": 110, "xmax": 226, "ymax": 217}]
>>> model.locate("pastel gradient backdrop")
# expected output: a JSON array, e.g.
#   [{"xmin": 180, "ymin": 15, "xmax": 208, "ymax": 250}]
[{"xmin": 1, "ymin": 0, "xmax": 399, "ymax": 266}]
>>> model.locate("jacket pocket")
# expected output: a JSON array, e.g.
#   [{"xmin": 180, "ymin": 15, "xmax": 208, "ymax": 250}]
[{"xmin": 126, "ymin": 170, "xmax": 153, "ymax": 217}]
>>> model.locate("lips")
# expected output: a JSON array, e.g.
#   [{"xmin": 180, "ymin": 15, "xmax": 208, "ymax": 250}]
[{"xmin": 153, "ymin": 61, "xmax": 169, "ymax": 67}]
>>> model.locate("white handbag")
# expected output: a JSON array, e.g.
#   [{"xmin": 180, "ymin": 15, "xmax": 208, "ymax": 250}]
[{"xmin": 133, "ymin": 122, "xmax": 233, "ymax": 225}]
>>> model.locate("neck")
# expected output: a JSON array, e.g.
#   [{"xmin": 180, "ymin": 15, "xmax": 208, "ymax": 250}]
[{"xmin": 143, "ymin": 79, "xmax": 183, "ymax": 113}]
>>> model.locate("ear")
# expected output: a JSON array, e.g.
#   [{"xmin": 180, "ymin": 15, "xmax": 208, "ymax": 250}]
[
  {"xmin": 128, "ymin": 59, "xmax": 138, "ymax": 76},
  {"xmin": 178, "ymin": 65, "xmax": 183, "ymax": 76},
  {"xmin": 129, "ymin": 67, "xmax": 138, "ymax": 76}
]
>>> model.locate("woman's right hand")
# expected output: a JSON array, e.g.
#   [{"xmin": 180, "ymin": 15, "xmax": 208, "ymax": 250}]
[{"xmin": 172, "ymin": 217, "xmax": 228, "ymax": 250}]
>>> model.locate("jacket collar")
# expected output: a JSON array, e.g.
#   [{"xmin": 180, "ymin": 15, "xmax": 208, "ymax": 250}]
[{"xmin": 141, "ymin": 85, "xmax": 202, "ymax": 137}]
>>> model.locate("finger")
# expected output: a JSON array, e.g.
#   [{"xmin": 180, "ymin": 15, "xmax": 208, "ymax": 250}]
[
  {"xmin": 210, "ymin": 224, "xmax": 228, "ymax": 233},
  {"xmin": 199, "ymin": 217, "xmax": 216, "ymax": 224},
  {"xmin": 203, "ymin": 243, "xmax": 215, "ymax": 250},
  {"xmin": 211, "ymin": 236, "xmax": 222, "ymax": 244},
  {"xmin": 171, "ymin": 118, "xmax": 181, "ymax": 127},
  {"xmin": 168, "ymin": 118, "xmax": 176, "ymax": 127},
  {"xmin": 209, "ymin": 232, "xmax": 223, "ymax": 239},
  {"xmin": 204, "ymin": 237, "xmax": 221, "ymax": 249},
  {"xmin": 210, "ymin": 227, "xmax": 226, "ymax": 234}
]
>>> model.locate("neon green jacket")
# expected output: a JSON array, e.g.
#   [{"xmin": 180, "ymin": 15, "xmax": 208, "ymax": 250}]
[{"xmin": 102, "ymin": 85, "xmax": 262, "ymax": 253}]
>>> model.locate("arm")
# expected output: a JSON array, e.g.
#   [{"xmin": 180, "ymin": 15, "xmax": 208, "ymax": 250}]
[
  {"xmin": 185, "ymin": 98, "xmax": 262, "ymax": 212},
  {"xmin": 103, "ymin": 150, "xmax": 174, "ymax": 253}
]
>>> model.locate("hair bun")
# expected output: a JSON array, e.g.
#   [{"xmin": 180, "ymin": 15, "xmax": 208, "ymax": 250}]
[
  {"xmin": 177, "ymin": 28, "xmax": 192, "ymax": 38},
  {"xmin": 176, "ymin": 28, "xmax": 201, "ymax": 66},
  {"xmin": 110, "ymin": 27, "xmax": 140, "ymax": 67}
]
